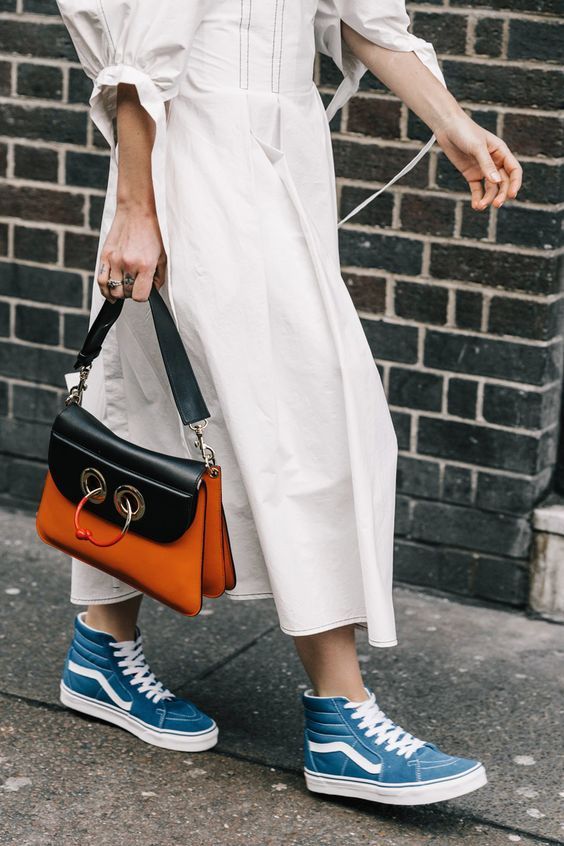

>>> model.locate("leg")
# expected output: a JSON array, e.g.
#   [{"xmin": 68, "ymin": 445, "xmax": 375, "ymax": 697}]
[
  {"xmin": 85, "ymin": 594, "xmax": 143, "ymax": 641},
  {"xmin": 61, "ymin": 594, "xmax": 217, "ymax": 751},
  {"xmin": 297, "ymin": 625, "xmax": 487, "ymax": 805},
  {"xmin": 293, "ymin": 624, "xmax": 367, "ymax": 702}
]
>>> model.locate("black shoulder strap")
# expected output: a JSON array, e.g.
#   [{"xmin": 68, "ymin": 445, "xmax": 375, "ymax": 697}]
[{"xmin": 74, "ymin": 288, "xmax": 210, "ymax": 426}]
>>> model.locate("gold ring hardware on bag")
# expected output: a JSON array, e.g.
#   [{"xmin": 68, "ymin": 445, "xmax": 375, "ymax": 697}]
[
  {"xmin": 74, "ymin": 488, "xmax": 132, "ymax": 547},
  {"xmin": 114, "ymin": 485, "xmax": 145, "ymax": 522},
  {"xmin": 80, "ymin": 467, "xmax": 107, "ymax": 504},
  {"xmin": 189, "ymin": 419, "xmax": 219, "ymax": 476}
]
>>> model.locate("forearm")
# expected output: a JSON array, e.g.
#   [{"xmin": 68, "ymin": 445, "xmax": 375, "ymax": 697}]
[
  {"xmin": 115, "ymin": 83, "xmax": 156, "ymax": 211},
  {"xmin": 98, "ymin": 83, "xmax": 166, "ymax": 304},
  {"xmin": 341, "ymin": 22, "xmax": 463, "ymax": 135}
]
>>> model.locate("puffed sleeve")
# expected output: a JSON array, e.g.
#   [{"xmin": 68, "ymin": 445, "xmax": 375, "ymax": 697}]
[
  {"xmin": 315, "ymin": 0, "xmax": 447, "ymax": 225},
  {"xmin": 57, "ymin": 1, "xmax": 206, "ymax": 142},
  {"xmin": 56, "ymin": 1, "xmax": 208, "ymax": 314}
]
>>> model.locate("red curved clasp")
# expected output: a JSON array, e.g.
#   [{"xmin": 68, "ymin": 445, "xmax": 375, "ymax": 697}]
[{"xmin": 74, "ymin": 490, "xmax": 131, "ymax": 547}]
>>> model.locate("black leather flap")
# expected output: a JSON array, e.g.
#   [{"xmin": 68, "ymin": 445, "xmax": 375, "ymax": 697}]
[{"xmin": 48, "ymin": 404, "xmax": 207, "ymax": 543}]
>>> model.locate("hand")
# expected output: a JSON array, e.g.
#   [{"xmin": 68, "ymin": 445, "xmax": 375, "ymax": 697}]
[
  {"xmin": 97, "ymin": 205, "xmax": 167, "ymax": 303},
  {"xmin": 434, "ymin": 111, "xmax": 522, "ymax": 211}
]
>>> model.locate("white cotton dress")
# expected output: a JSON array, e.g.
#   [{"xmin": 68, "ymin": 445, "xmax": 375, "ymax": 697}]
[{"xmin": 57, "ymin": 0, "xmax": 446, "ymax": 647}]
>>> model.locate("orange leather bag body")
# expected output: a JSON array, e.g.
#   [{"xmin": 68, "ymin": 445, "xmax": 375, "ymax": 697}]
[{"xmin": 36, "ymin": 288, "xmax": 235, "ymax": 615}]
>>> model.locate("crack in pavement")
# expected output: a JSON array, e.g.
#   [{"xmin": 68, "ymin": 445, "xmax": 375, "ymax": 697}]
[
  {"xmin": 0, "ymin": 689, "xmax": 558, "ymax": 845},
  {"xmin": 170, "ymin": 622, "xmax": 279, "ymax": 692}
]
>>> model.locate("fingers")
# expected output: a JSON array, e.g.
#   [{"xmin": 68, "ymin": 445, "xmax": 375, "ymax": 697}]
[
  {"xmin": 101, "ymin": 256, "xmax": 159, "ymax": 303},
  {"xmin": 499, "ymin": 148, "xmax": 523, "ymax": 200},
  {"xmin": 491, "ymin": 140, "xmax": 523, "ymax": 203},
  {"xmin": 471, "ymin": 133, "xmax": 523, "ymax": 210},
  {"xmin": 154, "ymin": 254, "xmax": 167, "ymax": 290},
  {"xmin": 97, "ymin": 248, "xmax": 165, "ymax": 303},
  {"xmin": 474, "ymin": 144, "xmax": 502, "ymax": 187},
  {"xmin": 130, "ymin": 253, "xmax": 167, "ymax": 300},
  {"xmin": 468, "ymin": 170, "xmax": 500, "ymax": 211},
  {"xmin": 492, "ymin": 167, "xmax": 510, "ymax": 208},
  {"xmin": 471, "ymin": 135, "xmax": 522, "ymax": 211},
  {"xmin": 97, "ymin": 254, "xmax": 117, "ymax": 303},
  {"xmin": 482, "ymin": 177, "xmax": 501, "ymax": 208},
  {"xmin": 108, "ymin": 256, "xmax": 126, "ymax": 300},
  {"xmin": 131, "ymin": 269, "xmax": 156, "ymax": 302},
  {"xmin": 469, "ymin": 179, "xmax": 486, "ymax": 212},
  {"xmin": 115, "ymin": 254, "xmax": 144, "ymax": 300},
  {"xmin": 98, "ymin": 251, "xmax": 130, "ymax": 301},
  {"xmin": 471, "ymin": 173, "xmax": 506, "ymax": 212}
]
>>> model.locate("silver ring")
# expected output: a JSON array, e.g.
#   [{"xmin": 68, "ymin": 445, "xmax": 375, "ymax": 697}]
[
  {"xmin": 123, "ymin": 273, "xmax": 136, "ymax": 286},
  {"xmin": 108, "ymin": 279, "xmax": 123, "ymax": 289}
]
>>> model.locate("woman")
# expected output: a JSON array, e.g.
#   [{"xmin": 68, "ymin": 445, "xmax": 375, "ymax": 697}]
[{"xmin": 55, "ymin": 0, "xmax": 521, "ymax": 806}]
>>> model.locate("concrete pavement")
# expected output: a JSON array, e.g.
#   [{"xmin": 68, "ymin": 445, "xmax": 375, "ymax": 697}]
[{"xmin": 0, "ymin": 507, "xmax": 562, "ymax": 845}]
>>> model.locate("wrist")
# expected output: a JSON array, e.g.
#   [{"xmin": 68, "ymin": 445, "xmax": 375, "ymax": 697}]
[
  {"xmin": 428, "ymin": 98, "xmax": 468, "ymax": 137},
  {"xmin": 115, "ymin": 195, "xmax": 157, "ymax": 216}
]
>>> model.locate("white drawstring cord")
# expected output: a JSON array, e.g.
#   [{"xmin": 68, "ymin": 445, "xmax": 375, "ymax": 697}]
[{"xmin": 337, "ymin": 134, "xmax": 437, "ymax": 228}]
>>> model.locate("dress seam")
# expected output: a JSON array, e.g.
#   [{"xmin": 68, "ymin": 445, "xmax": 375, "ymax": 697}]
[
  {"xmin": 96, "ymin": 0, "xmax": 115, "ymax": 53},
  {"xmin": 239, "ymin": 0, "xmax": 252, "ymax": 90},
  {"xmin": 278, "ymin": 0, "xmax": 287, "ymax": 93},
  {"xmin": 270, "ymin": 0, "xmax": 279, "ymax": 93},
  {"xmin": 271, "ymin": 0, "xmax": 286, "ymax": 93}
]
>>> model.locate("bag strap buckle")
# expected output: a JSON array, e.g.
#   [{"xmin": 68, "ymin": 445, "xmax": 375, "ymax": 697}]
[
  {"xmin": 65, "ymin": 365, "xmax": 91, "ymax": 407},
  {"xmin": 190, "ymin": 420, "xmax": 218, "ymax": 475}
]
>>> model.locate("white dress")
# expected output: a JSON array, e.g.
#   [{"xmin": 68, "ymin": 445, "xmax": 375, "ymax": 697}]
[{"xmin": 57, "ymin": 0, "xmax": 445, "ymax": 647}]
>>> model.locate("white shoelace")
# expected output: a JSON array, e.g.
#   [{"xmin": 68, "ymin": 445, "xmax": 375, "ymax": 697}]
[
  {"xmin": 344, "ymin": 692, "xmax": 426, "ymax": 759},
  {"xmin": 110, "ymin": 635, "xmax": 175, "ymax": 704}
]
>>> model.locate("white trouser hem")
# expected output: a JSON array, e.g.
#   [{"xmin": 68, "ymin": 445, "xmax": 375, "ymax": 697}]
[
  {"xmin": 225, "ymin": 590, "xmax": 274, "ymax": 600},
  {"xmin": 70, "ymin": 588, "xmax": 143, "ymax": 606}
]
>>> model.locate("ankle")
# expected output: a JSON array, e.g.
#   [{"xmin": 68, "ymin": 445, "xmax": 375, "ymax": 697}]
[
  {"xmin": 313, "ymin": 684, "xmax": 368, "ymax": 702},
  {"xmin": 81, "ymin": 595, "xmax": 142, "ymax": 642},
  {"xmin": 83, "ymin": 609, "xmax": 136, "ymax": 642}
]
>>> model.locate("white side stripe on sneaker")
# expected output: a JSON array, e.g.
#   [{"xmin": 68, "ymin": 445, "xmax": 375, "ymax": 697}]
[
  {"xmin": 309, "ymin": 741, "xmax": 382, "ymax": 774},
  {"xmin": 68, "ymin": 659, "xmax": 133, "ymax": 711}
]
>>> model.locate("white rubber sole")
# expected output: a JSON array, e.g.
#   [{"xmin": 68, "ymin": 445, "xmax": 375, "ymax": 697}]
[
  {"xmin": 60, "ymin": 681, "xmax": 218, "ymax": 752},
  {"xmin": 305, "ymin": 763, "xmax": 487, "ymax": 806}
]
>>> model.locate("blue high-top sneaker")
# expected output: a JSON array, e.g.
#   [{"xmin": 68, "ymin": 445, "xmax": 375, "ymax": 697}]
[
  {"xmin": 60, "ymin": 612, "xmax": 217, "ymax": 752},
  {"xmin": 303, "ymin": 688, "xmax": 487, "ymax": 805}
]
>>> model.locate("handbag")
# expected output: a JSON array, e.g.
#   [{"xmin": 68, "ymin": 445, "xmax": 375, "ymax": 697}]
[{"xmin": 36, "ymin": 286, "xmax": 236, "ymax": 615}]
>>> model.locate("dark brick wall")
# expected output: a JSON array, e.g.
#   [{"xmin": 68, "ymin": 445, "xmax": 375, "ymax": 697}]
[
  {"xmin": 317, "ymin": 2, "xmax": 564, "ymax": 607},
  {"xmin": 1, "ymin": 2, "xmax": 563, "ymax": 609},
  {"xmin": 0, "ymin": 2, "xmax": 103, "ymax": 508}
]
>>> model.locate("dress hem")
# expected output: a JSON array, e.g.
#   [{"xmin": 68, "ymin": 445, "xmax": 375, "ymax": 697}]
[
  {"xmin": 228, "ymin": 591, "xmax": 398, "ymax": 647},
  {"xmin": 281, "ymin": 618, "xmax": 398, "ymax": 647}
]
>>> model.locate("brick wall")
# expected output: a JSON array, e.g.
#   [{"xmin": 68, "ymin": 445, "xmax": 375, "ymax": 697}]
[
  {"xmin": 0, "ymin": 0, "xmax": 105, "ymax": 506},
  {"xmin": 317, "ymin": 1, "xmax": 564, "ymax": 606},
  {"xmin": 1, "ymin": 1, "xmax": 563, "ymax": 608}
]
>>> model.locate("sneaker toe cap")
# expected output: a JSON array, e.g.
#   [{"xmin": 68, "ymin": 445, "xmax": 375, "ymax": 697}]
[
  {"xmin": 162, "ymin": 698, "xmax": 216, "ymax": 733},
  {"xmin": 417, "ymin": 746, "xmax": 482, "ymax": 779}
]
